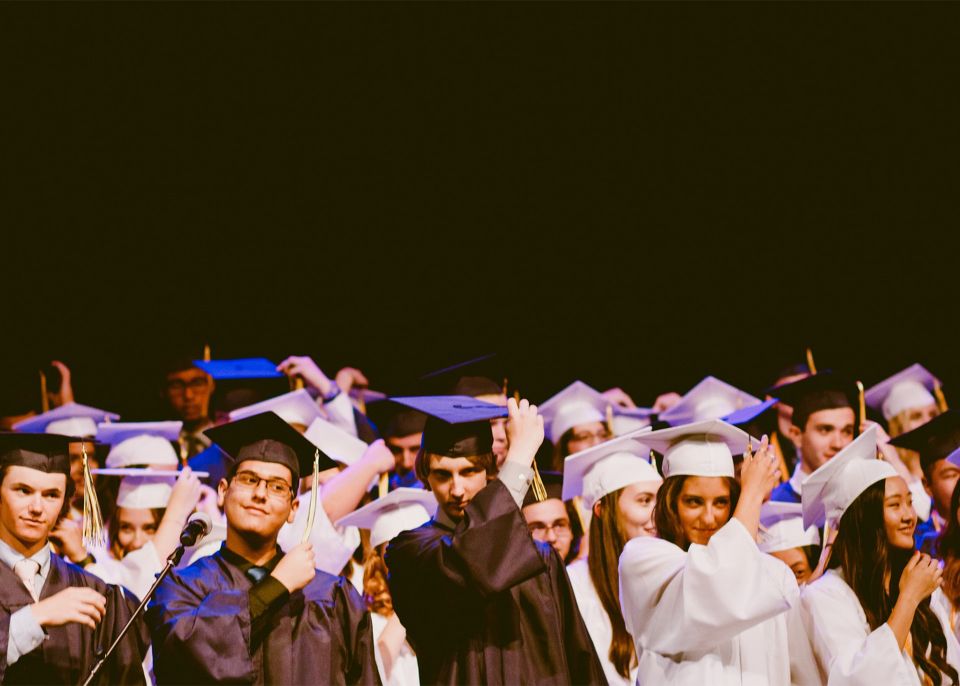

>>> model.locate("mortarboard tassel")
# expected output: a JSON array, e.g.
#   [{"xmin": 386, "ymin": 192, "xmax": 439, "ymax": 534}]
[
  {"xmin": 605, "ymin": 404, "xmax": 615, "ymax": 436},
  {"xmin": 770, "ymin": 433, "xmax": 790, "ymax": 483},
  {"xmin": 935, "ymin": 381, "xmax": 949, "ymax": 413},
  {"xmin": 300, "ymin": 448, "xmax": 321, "ymax": 544},
  {"xmin": 805, "ymin": 348, "xmax": 818, "ymax": 375},
  {"xmin": 856, "ymin": 380, "xmax": 866, "ymax": 435},
  {"xmin": 39, "ymin": 370, "xmax": 50, "ymax": 413},
  {"xmin": 378, "ymin": 472, "xmax": 389, "ymax": 498},
  {"xmin": 530, "ymin": 461, "xmax": 548, "ymax": 502},
  {"xmin": 81, "ymin": 441, "xmax": 105, "ymax": 548},
  {"xmin": 178, "ymin": 439, "xmax": 189, "ymax": 469},
  {"xmin": 357, "ymin": 391, "xmax": 368, "ymax": 416},
  {"xmin": 202, "ymin": 344, "xmax": 212, "ymax": 362}
]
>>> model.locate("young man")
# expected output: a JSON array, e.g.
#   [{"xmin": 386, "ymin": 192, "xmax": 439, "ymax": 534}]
[
  {"xmin": 0, "ymin": 433, "xmax": 148, "ymax": 685},
  {"xmin": 146, "ymin": 412, "xmax": 379, "ymax": 685},
  {"xmin": 768, "ymin": 373, "xmax": 859, "ymax": 503},
  {"xmin": 384, "ymin": 396, "xmax": 605, "ymax": 685},
  {"xmin": 889, "ymin": 410, "xmax": 960, "ymax": 554},
  {"xmin": 367, "ymin": 400, "xmax": 428, "ymax": 490},
  {"xmin": 521, "ymin": 470, "xmax": 579, "ymax": 564}
]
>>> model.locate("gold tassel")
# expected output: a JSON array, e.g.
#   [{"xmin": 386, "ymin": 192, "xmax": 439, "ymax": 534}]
[
  {"xmin": 39, "ymin": 370, "xmax": 50, "ymax": 413},
  {"xmin": 202, "ymin": 344, "xmax": 212, "ymax": 362},
  {"xmin": 178, "ymin": 439, "xmax": 189, "ymax": 468},
  {"xmin": 571, "ymin": 495, "xmax": 588, "ymax": 534},
  {"xmin": 292, "ymin": 376, "xmax": 305, "ymax": 392},
  {"xmin": 378, "ymin": 472, "xmax": 389, "ymax": 499},
  {"xmin": 935, "ymin": 380, "xmax": 949, "ymax": 413},
  {"xmin": 856, "ymin": 380, "xmax": 866, "ymax": 434},
  {"xmin": 357, "ymin": 392, "xmax": 368, "ymax": 416},
  {"xmin": 770, "ymin": 433, "xmax": 790, "ymax": 483},
  {"xmin": 300, "ymin": 448, "xmax": 321, "ymax": 544},
  {"xmin": 530, "ymin": 461, "xmax": 547, "ymax": 502},
  {"xmin": 81, "ymin": 442, "xmax": 105, "ymax": 548},
  {"xmin": 605, "ymin": 404, "xmax": 615, "ymax": 436},
  {"xmin": 805, "ymin": 348, "xmax": 817, "ymax": 375}
]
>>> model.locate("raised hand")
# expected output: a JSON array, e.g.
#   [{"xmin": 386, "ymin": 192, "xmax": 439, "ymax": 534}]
[
  {"xmin": 899, "ymin": 551, "xmax": 943, "ymax": 604},
  {"xmin": 276, "ymin": 356, "xmax": 333, "ymax": 396},
  {"xmin": 739, "ymin": 435, "xmax": 780, "ymax": 503},
  {"xmin": 270, "ymin": 542, "xmax": 316, "ymax": 593},
  {"xmin": 49, "ymin": 517, "xmax": 88, "ymax": 564},
  {"xmin": 31, "ymin": 587, "xmax": 106, "ymax": 629},
  {"xmin": 504, "ymin": 397, "xmax": 545, "ymax": 467},
  {"xmin": 335, "ymin": 367, "xmax": 369, "ymax": 396}
]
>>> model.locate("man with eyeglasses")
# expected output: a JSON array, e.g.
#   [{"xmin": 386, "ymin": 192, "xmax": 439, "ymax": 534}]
[
  {"xmin": 146, "ymin": 412, "xmax": 378, "ymax": 685},
  {"xmin": 521, "ymin": 471, "xmax": 581, "ymax": 564},
  {"xmin": 161, "ymin": 358, "xmax": 215, "ymax": 460}
]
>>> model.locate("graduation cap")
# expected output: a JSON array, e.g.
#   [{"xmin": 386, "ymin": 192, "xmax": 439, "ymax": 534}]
[
  {"xmin": 97, "ymin": 421, "xmax": 183, "ymax": 469},
  {"xmin": 801, "ymin": 426, "xmax": 896, "ymax": 529},
  {"xmin": 228, "ymin": 389, "xmax": 325, "ymax": 428},
  {"xmin": 194, "ymin": 357, "xmax": 284, "ymax": 380},
  {"xmin": 417, "ymin": 353, "xmax": 507, "ymax": 399},
  {"xmin": 722, "ymin": 398, "xmax": 779, "ymax": 429},
  {"xmin": 561, "ymin": 432, "xmax": 661, "ymax": 509},
  {"xmin": 0, "ymin": 432, "xmax": 72, "ymax": 476},
  {"xmin": 335, "ymin": 487, "xmax": 437, "ymax": 547},
  {"xmin": 304, "ymin": 417, "xmax": 368, "ymax": 467},
  {"xmin": 864, "ymin": 364, "xmax": 942, "ymax": 422},
  {"xmin": 116, "ymin": 475, "xmax": 174, "ymax": 510},
  {"xmin": 658, "ymin": 376, "xmax": 761, "ymax": 427},
  {"xmin": 539, "ymin": 381, "xmax": 608, "ymax": 445},
  {"xmin": 768, "ymin": 371, "xmax": 859, "ymax": 430},
  {"xmin": 610, "ymin": 406, "xmax": 656, "ymax": 437},
  {"xmin": 640, "ymin": 419, "xmax": 757, "ymax": 479},
  {"xmin": 13, "ymin": 402, "xmax": 120, "ymax": 437},
  {"xmin": 366, "ymin": 399, "xmax": 428, "ymax": 440},
  {"xmin": 522, "ymin": 470, "xmax": 564, "ymax": 508},
  {"xmin": 389, "ymin": 396, "xmax": 506, "ymax": 458},
  {"xmin": 888, "ymin": 409, "xmax": 960, "ymax": 471},
  {"xmin": 758, "ymin": 501, "xmax": 820, "ymax": 553}
]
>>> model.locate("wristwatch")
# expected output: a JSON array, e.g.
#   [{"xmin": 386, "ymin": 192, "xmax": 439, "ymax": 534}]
[{"xmin": 321, "ymin": 382, "xmax": 342, "ymax": 404}]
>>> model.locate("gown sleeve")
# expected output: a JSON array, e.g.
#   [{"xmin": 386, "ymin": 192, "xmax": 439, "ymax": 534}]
[
  {"xmin": 619, "ymin": 517, "xmax": 798, "ymax": 656},
  {"xmin": 334, "ymin": 576, "xmax": 381, "ymax": 685}
]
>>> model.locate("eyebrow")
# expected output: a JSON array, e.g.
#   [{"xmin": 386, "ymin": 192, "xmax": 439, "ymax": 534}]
[{"xmin": 236, "ymin": 470, "xmax": 291, "ymax": 485}]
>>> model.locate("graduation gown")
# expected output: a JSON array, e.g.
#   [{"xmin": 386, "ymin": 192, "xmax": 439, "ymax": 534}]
[
  {"xmin": 384, "ymin": 479, "xmax": 605, "ymax": 686},
  {"xmin": 0, "ymin": 553, "xmax": 148, "ymax": 686},
  {"xmin": 801, "ymin": 568, "xmax": 960, "ymax": 685},
  {"xmin": 146, "ymin": 546, "xmax": 379, "ymax": 685},
  {"xmin": 619, "ymin": 518, "xmax": 806, "ymax": 685}
]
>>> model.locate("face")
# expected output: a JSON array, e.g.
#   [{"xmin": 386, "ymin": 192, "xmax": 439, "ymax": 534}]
[
  {"xmin": 115, "ymin": 507, "xmax": 158, "ymax": 555},
  {"xmin": 523, "ymin": 498, "xmax": 572, "ymax": 560},
  {"xmin": 425, "ymin": 455, "xmax": 488, "ymax": 522},
  {"xmin": 0, "ymin": 466, "xmax": 67, "ymax": 552},
  {"xmin": 68, "ymin": 441, "xmax": 99, "ymax": 500},
  {"xmin": 790, "ymin": 407, "xmax": 856, "ymax": 472},
  {"xmin": 566, "ymin": 421, "xmax": 612, "ymax": 456},
  {"xmin": 677, "ymin": 476, "xmax": 732, "ymax": 546},
  {"xmin": 616, "ymin": 481, "xmax": 661, "ymax": 541},
  {"xmin": 770, "ymin": 547, "xmax": 813, "ymax": 584},
  {"xmin": 898, "ymin": 403, "xmax": 940, "ymax": 434},
  {"xmin": 387, "ymin": 433, "xmax": 422, "ymax": 474},
  {"xmin": 490, "ymin": 419, "xmax": 508, "ymax": 468},
  {"xmin": 218, "ymin": 460, "xmax": 298, "ymax": 542},
  {"xmin": 165, "ymin": 368, "xmax": 214, "ymax": 423},
  {"xmin": 926, "ymin": 458, "xmax": 960, "ymax": 519},
  {"xmin": 883, "ymin": 476, "xmax": 916, "ymax": 550}
]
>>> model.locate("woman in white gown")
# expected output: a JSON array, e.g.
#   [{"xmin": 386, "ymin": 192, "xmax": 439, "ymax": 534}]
[
  {"xmin": 618, "ymin": 419, "xmax": 811, "ymax": 686},
  {"xmin": 561, "ymin": 433, "xmax": 662, "ymax": 686},
  {"xmin": 800, "ymin": 426, "xmax": 960, "ymax": 685}
]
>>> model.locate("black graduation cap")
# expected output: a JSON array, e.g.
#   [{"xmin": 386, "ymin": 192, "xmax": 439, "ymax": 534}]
[
  {"xmin": 203, "ymin": 411, "xmax": 336, "ymax": 487},
  {"xmin": 0, "ymin": 432, "xmax": 72, "ymax": 476},
  {"xmin": 416, "ymin": 353, "xmax": 507, "ymax": 398},
  {"xmin": 888, "ymin": 410, "xmax": 960, "ymax": 470},
  {"xmin": 390, "ymin": 396, "xmax": 506, "ymax": 458},
  {"xmin": 522, "ymin": 470, "xmax": 563, "ymax": 508},
  {"xmin": 768, "ymin": 372, "xmax": 859, "ymax": 429},
  {"xmin": 365, "ymin": 399, "xmax": 428, "ymax": 440}
]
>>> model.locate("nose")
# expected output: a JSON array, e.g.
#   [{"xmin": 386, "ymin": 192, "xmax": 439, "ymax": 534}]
[
  {"xmin": 830, "ymin": 430, "xmax": 847, "ymax": 450},
  {"xmin": 544, "ymin": 527, "xmax": 558, "ymax": 542},
  {"xmin": 403, "ymin": 448, "xmax": 418, "ymax": 470},
  {"xmin": 27, "ymin": 493, "xmax": 43, "ymax": 513},
  {"xmin": 701, "ymin": 504, "xmax": 718, "ymax": 527},
  {"xmin": 252, "ymin": 480, "xmax": 269, "ymax": 501},
  {"xmin": 450, "ymin": 475, "xmax": 465, "ymax": 497}
]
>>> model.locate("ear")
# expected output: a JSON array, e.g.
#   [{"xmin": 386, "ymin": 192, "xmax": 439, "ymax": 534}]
[
  {"xmin": 217, "ymin": 478, "xmax": 228, "ymax": 509},
  {"xmin": 921, "ymin": 474, "xmax": 933, "ymax": 499},
  {"xmin": 592, "ymin": 501, "xmax": 603, "ymax": 518},
  {"xmin": 287, "ymin": 496, "xmax": 299, "ymax": 525},
  {"xmin": 786, "ymin": 423, "xmax": 803, "ymax": 449}
]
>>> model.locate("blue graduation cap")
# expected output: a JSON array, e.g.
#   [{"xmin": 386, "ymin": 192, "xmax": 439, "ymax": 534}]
[
  {"xmin": 194, "ymin": 358, "xmax": 284, "ymax": 380},
  {"xmin": 722, "ymin": 398, "xmax": 779, "ymax": 428},
  {"xmin": 390, "ymin": 395, "xmax": 507, "ymax": 457}
]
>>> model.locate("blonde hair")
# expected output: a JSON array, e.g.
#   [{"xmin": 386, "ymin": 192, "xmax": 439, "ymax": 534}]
[{"xmin": 363, "ymin": 543, "xmax": 394, "ymax": 616}]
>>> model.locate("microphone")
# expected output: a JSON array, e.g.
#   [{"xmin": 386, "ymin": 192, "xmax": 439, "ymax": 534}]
[{"xmin": 179, "ymin": 512, "xmax": 213, "ymax": 547}]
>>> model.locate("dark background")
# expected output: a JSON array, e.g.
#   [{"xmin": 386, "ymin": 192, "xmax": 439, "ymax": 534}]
[{"xmin": 1, "ymin": 4, "xmax": 958, "ymax": 420}]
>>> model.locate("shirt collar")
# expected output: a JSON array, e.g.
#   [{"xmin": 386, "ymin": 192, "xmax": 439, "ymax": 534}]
[
  {"xmin": 789, "ymin": 462, "xmax": 809, "ymax": 496},
  {"xmin": 433, "ymin": 507, "xmax": 458, "ymax": 531},
  {"xmin": 219, "ymin": 542, "xmax": 283, "ymax": 572},
  {"xmin": 0, "ymin": 537, "xmax": 51, "ymax": 576}
]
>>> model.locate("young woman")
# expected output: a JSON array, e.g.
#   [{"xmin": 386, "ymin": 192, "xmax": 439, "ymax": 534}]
[
  {"xmin": 539, "ymin": 380, "xmax": 611, "ymax": 469},
  {"xmin": 618, "ymin": 420, "xmax": 811, "ymax": 684},
  {"xmin": 561, "ymin": 435, "xmax": 663, "ymax": 686},
  {"xmin": 801, "ymin": 426, "xmax": 960, "ymax": 685}
]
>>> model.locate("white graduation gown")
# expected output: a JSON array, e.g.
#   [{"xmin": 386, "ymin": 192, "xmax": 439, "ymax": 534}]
[
  {"xmin": 802, "ymin": 568, "xmax": 960, "ymax": 685},
  {"xmin": 619, "ymin": 518, "xmax": 801, "ymax": 686},
  {"xmin": 567, "ymin": 557, "xmax": 637, "ymax": 686},
  {"xmin": 371, "ymin": 612, "xmax": 420, "ymax": 686}
]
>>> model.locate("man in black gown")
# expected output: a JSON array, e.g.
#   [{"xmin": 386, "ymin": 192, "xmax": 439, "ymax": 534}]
[
  {"xmin": 385, "ymin": 396, "xmax": 604, "ymax": 685},
  {"xmin": 0, "ymin": 433, "xmax": 148, "ymax": 685},
  {"xmin": 147, "ymin": 411, "xmax": 379, "ymax": 685}
]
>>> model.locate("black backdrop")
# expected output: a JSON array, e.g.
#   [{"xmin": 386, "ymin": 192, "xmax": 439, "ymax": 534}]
[{"xmin": 2, "ymin": 4, "xmax": 959, "ymax": 420}]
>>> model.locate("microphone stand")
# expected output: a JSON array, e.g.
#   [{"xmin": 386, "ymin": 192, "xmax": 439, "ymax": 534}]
[{"xmin": 80, "ymin": 543, "xmax": 189, "ymax": 686}]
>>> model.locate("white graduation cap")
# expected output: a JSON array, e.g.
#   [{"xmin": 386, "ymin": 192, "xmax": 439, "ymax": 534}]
[
  {"xmin": 116, "ymin": 473, "xmax": 176, "ymax": 509},
  {"xmin": 335, "ymin": 488, "xmax": 437, "ymax": 548},
  {"xmin": 658, "ymin": 376, "xmax": 761, "ymax": 427},
  {"xmin": 539, "ymin": 381, "xmax": 608, "ymax": 444},
  {"xmin": 758, "ymin": 501, "xmax": 820, "ymax": 553},
  {"xmin": 864, "ymin": 363, "xmax": 940, "ymax": 422},
  {"xmin": 13, "ymin": 402, "xmax": 120, "ymax": 437},
  {"xmin": 801, "ymin": 425, "xmax": 897, "ymax": 530},
  {"xmin": 562, "ymin": 431, "xmax": 661, "ymax": 509},
  {"xmin": 228, "ymin": 389, "xmax": 324, "ymax": 428},
  {"xmin": 99, "ymin": 421, "xmax": 183, "ymax": 469},
  {"xmin": 640, "ymin": 419, "xmax": 757, "ymax": 479},
  {"xmin": 610, "ymin": 406, "xmax": 655, "ymax": 437},
  {"xmin": 304, "ymin": 417, "xmax": 367, "ymax": 467}
]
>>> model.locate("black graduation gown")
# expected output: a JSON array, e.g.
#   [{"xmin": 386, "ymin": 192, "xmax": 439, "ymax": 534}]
[
  {"xmin": 385, "ymin": 479, "xmax": 606, "ymax": 686},
  {"xmin": 0, "ymin": 553, "xmax": 148, "ymax": 686},
  {"xmin": 146, "ymin": 548, "xmax": 379, "ymax": 685}
]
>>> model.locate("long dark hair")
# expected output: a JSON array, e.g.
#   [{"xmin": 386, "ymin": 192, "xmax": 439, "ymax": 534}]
[
  {"xmin": 829, "ymin": 480, "xmax": 957, "ymax": 685},
  {"xmin": 587, "ymin": 489, "xmax": 635, "ymax": 679},
  {"xmin": 936, "ymin": 480, "xmax": 960, "ymax": 607},
  {"xmin": 653, "ymin": 475, "xmax": 740, "ymax": 551}
]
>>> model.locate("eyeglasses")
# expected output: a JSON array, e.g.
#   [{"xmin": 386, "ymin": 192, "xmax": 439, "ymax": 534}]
[
  {"xmin": 166, "ymin": 378, "xmax": 210, "ymax": 395},
  {"xmin": 527, "ymin": 520, "xmax": 572, "ymax": 539},
  {"xmin": 232, "ymin": 471, "xmax": 293, "ymax": 499},
  {"xmin": 569, "ymin": 429, "xmax": 611, "ymax": 443}
]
